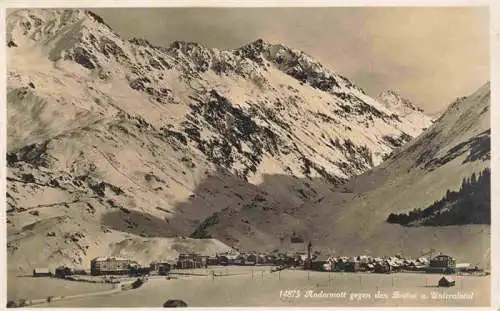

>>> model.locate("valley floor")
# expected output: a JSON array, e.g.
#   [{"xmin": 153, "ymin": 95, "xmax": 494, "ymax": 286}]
[
  {"xmin": 7, "ymin": 276, "xmax": 115, "ymax": 303},
  {"xmin": 18, "ymin": 268, "xmax": 490, "ymax": 307}
]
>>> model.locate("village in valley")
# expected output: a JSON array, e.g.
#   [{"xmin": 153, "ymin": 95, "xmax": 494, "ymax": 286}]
[
  {"xmin": 19, "ymin": 241, "xmax": 488, "ymax": 307},
  {"xmin": 5, "ymin": 6, "xmax": 491, "ymax": 309},
  {"xmin": 7, "ymin": 243, "xmax": 489, "ymax": 307},
  {"xmin": 33, "ymin": 245, "xmax": 486, "ymax": 281}
]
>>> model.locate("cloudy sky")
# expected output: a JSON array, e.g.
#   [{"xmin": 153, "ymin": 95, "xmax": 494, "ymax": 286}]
[{"xmin": 93, "ymin": 7, "xmax": 489, "ymax": 115}]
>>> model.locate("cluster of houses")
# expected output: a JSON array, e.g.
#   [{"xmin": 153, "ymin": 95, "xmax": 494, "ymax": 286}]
[
  {"xmin": 306, "ymin": 254, "xmax": 449, "ymax": 274},
  {"xmin": 32, "ymin": 251, "xmax": 308, "ymax": 278},
  {"xmin": 188, "ymin": 251, "xmax": 309, "ymax": 267},
  {"xmin": 308, "ymin": 253, "xmax": 482, "ymax": 275},
  {"xmin": 32, "ymin": 250, "xmax": 479, "ymax": 279},
  {"xmin": 153, "ymin": 251, "xmax": 309, "ymax": 270},
  {"xmin": 33, "ymin": 257, "xmax": 172, "ymax": 278}
]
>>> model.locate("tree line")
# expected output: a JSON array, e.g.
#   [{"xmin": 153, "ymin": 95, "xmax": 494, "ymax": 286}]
[{"xmin": 386, "ymin": 168, "xmax": 490, "ymax": 226}]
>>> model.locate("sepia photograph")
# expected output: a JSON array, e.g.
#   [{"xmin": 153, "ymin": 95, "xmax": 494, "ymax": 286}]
[{"xmin": 4, "ymin": 2, "xmax": 493, "ymax": 308}]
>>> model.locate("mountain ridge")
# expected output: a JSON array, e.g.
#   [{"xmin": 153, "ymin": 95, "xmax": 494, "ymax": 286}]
[
  {"xmin": 7, "ymin": 8, "xmax": 432, "ymax": 178},
  {"xmin": 7, "ymin": 8, "xmax": 482, "ymax": 274},
  {"xmin": 376, "ymin": 89, "xmax": 425, "ymax": 114},
  {"xmin": 185, "ymin": 81, "xmax": 490, "ymax": 266}
]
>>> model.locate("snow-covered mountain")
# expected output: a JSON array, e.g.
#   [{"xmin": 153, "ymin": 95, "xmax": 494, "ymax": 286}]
[
  {"xmin": 377, "ymin": 90, "xmax": 424, "ymax": 114},
  {"xmin": 190, "ymin": 82, "xmax": 490, "ymax": 267},
  {"xmin": 6, "ymin": 8, "xmax": 442, "ymax": 272},
  {"xmin": 377, "ymin": 90, "xmax": 433, "ymax": 133}
]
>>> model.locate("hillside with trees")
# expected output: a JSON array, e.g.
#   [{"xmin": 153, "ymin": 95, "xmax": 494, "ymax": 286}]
[{"xmin": 386, "ymin": 168, "xmax": 490, "ymax": 226}]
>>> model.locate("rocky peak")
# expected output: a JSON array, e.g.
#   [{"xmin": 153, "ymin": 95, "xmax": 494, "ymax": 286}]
[
  {"xmin": 7, "ymin": 9, "xmax": 361, "ymax": 98},
  {"xmin": 7, "ymin": 9, "xmax": 107, "ymax": 42},
  {"xmin": 169, "ymin": 40, "xmax": 210, "ymax": 52},
  {"xmin": 167, "ymin": 40, "xmax": 215, "ymax": 64},
  {"xmin": 84, "ymin": 10, "xmax": 112, "ymax": 30},
  {"xmin": 377, "ymin": 90, "xmax": 424, "ymax": 115},
  {"xmin": 234, "ymin": 39, "xmax": 365, "ymax": 95},
  {"xmin": 128, "ymin": 37, "xmax": 157, "ymax": 49}
]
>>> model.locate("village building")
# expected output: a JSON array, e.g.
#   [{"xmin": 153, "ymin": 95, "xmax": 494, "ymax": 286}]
[
  {"xmin": 176, "ymin": 253, "xmax": 203, "ymax": 269},
  {"xmin": 129, "ymin": 263, "xmax": 151, "ymax": 276},
  {"xmin": 265, "ymin": 254, "xmax": 277, "ymax": 265},
  {"xmin": 256, "ymin": 254, "xmax": 267, "ymax": 265},
  {"xmin": 309, "ymin": 254, "xmax": 332, "ymax": 271},
  {"xmin": 295, "ymin": 252, "xmax": 308, "ymax": 262},
  {"xmin": 234, "ymin": 254, "xmax": 246, "ymax": 265},
  {"xmin": 74, "ymin": 268, "xmax": 87, "ymax": 275},
  {"xmin": 387, "ymin": 259, "xmax": 403, "ymax": 272},
  {"xmin": 55, "ymin": 266, "xmax": 72, "ymax": 278},
  {"xmin": 430, "ymin": 254, "xmax": 456, "ymax": 268},
  {"xmin": 405, "ymin": 259, "xmax": 426, "ymax": 271},
  {"xmin": 455, "ymin": 263, "xmax": 472, "ymax": 272},
  {"xmin": 217, "ymin": 254, "xmax": 230, "ymax": 266},
  {"xmin": 438, "ymin": 276, "xmax": 456, "ymax": 287},
  {"xmin": 417, "ymin": 257, "xmax": 430, "ymax": 265},
  {"xmin": 245, "ymin": 253, "xmax": 258, "ymax": 265},
  {"xmin": 33, "ymin": 268, "xmax": 52, "ymax": 277},
  {"xmin": 158, "ymin": 264, "xmax": 171, "ymax": 275},
  {"xmin": 374, "ymin": 261, "xmax": 392, "ymax": 274},
  {"xmin": 150, "ymin": 261, "xmax": 169, "ymax": 272},
  {"xmin": 217, "ymin": 252, "xmax": 239, "ymax": 266},
  {"xmin": 334, "ymin": 259, "xmax": 347, "ymax": 272},
  {"xmin": 345, "ymin": 259, "xmax": 360, "ymax": 272},
  {"xmin": 426, "ymin": 254, "xmax": 456, "ymax": 274},
  {"xmin": 149, "ymin": 261, "xmax": 173, "ymax": 275},
  {"xmin": 90, "ymin": 257, "xmax": 135, "ymax": 276},
  {"xmin": 199, "ymin": 256, "xmax": 209, "ymax": 268},
  {"xmin": 163, "ymin": 299, "xmax": 188, "ymax": 307},
  {"xmin": 205, "ymin": 256, "xmax": 219, "ymax": 266},
  {"xmin": 275, "ymin": 253, "xmax": 295, "ymax": 267}
]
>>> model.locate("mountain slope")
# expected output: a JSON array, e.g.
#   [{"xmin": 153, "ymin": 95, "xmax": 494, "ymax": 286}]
[
  {"xmin": 310, "ymin": 82, "xmax": 491, "ymax": 264},
  {"xmin": 193, "ymin": 83, "xmax": 490, "ymax": 266},
  {"xmin": 387, "ymin": 167, "xmax": 490, "ymax": 226},
  {"xmin": 6, "ymin": 9, "xmax": 433, "ymax": 272},
  {"xmin": 376, "ymin": 90, "xmax": 433, "ymax": 136},
  {"xmin": 6, "ymin": 8, "xmax": 431, "ymax": 179}
]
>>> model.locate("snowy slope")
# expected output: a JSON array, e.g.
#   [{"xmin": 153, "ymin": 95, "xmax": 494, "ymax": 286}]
[
  {"xmin": 7, "ymin": 9, "xmax": 435, "ymax": 272},
  {"xmin": 308, "ymin": 83, "xmax": 490, "ymax": 265},
  {"xmin": 190, "ymin": 83, "xmax": 490, "ymax": 267},
  {"xmin": 376, "ymin": 90, "xmax": 433, "ymax": 135}
]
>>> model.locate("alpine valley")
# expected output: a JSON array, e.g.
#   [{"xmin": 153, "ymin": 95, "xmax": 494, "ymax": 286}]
[{"xmin": 6, "ymin": 8, "xmax": 489, "ymax": 278}]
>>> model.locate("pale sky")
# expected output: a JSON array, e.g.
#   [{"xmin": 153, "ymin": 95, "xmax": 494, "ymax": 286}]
[{"xmin": 92, "ymin": 7, "xmax": 489, "ymax": 115}]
